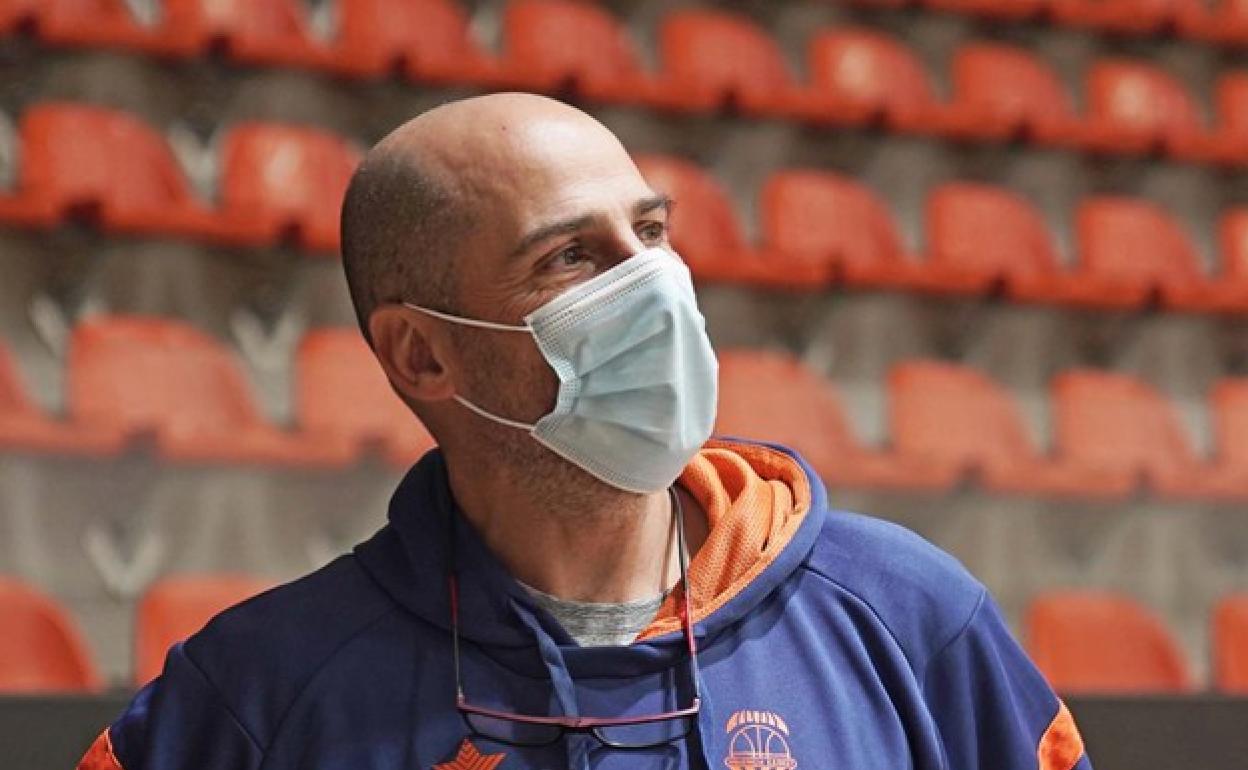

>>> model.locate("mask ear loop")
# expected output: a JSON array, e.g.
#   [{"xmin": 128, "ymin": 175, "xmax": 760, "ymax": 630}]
[{"xmin": 405, "ymin": 304, "xmax": 531, "ymax": 333}]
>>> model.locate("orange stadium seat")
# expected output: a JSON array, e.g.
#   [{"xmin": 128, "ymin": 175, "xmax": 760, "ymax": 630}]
[
  {"xmin": 500, "ymin": 0, "xmax": 652, "ymax": 104},
  {"xmin": 715, "ymin": 350, "xmax": 957, "ymax": 491},
  {"xmin": 1214, "ymin": 594, "xmax": 1248, "ymax": 693},
  {"xmin": 68, "ymin": 316, "xmax": 352, "ymax": 467},
  {"xmin": 1049, "ymin": 370, "xmax": 1217, "ymax": 498},
  {"xmin": 802, "ymin": 28, "xmax": 939, "ymax": 132},
  {"xmin": 759, "ymin": 170, "xmax": 915, "ymax": 288},
  {"xmin": 135, "ymin": 574, "xmax": 270, "ymax": 685},
  {"xmin": 155, "ymin": 0, "xmax": 332, "ymax": 68},
  {"xmin": 1078, "ymin": 60, "xmax": 1208, "ymax": 159},
  {"xmin": 1213, "ymin": 208, "xmax": 1248, "ymax": 306},
  {"xmin": 634, "ymin": 156, "xmax": 823, "ymax": 289},
  {"xmin": 0, "ymin": 577, "xmax": 101, "ymax": 693},
  {"xmin": 0, "ymin": 103, "xmax": 223, "ymax": 237},
  {"xmin": 1206, "ymin": 73, "xmax": 1248, "ymax": 165},
  {"xmin": 0, "ymin": 0, "xmax": 154, "ymax": 49},
  {"xmin": 0, "ymin": 340, "xmax": 125, "ymax": 456},
  {"xmin": 920, "ymin": 0, "xmax": 1043, "ymax": 21},
  {"xmin": 1182, "ymin": 0, "xmax": 1248, "ymax": 44},
  {"xmin": 653, "ymin": 9, "xmax": 805, "ymax": 116},
  {"xmin": 296, "ymin": 329, "xmax": 436, "ymax": 467},
  {"xmin": 1203, "ymin": 379, "xmax": 1248, "ymax": 494},
  {"xmin": 1052, "ymin": 197, "xmax": 1222, "ymax": 310},
  {"xmin": 1046, "ymin": 0, "xmax": 1202, "ymax": 35},
  {"xmin": 216, "ymin": 123, "xmax": 361, "ymax": 254},
  {"xmin": 1026, "ymin": 591, "xmax": 1192, "ymax": 693},
  {"xmin": 937, "ymin": 43, "xmax": 1080, "ymax": 146},
  {"xmin": 887, "ymin": 361, "xmax": 1135, "ymax": 497},
  {"xmin": 331, "ymin": 0, "xmax": 499, "ymax": 84},
  {"xmin": 920, "ymin": 182, "xmax": 1066, "ymax": 299}
]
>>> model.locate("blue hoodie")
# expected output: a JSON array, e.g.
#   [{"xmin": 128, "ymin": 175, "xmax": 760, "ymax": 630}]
[{"xmin": 79, "ymin": 440, "xmax": 1090, "ymax": 770}]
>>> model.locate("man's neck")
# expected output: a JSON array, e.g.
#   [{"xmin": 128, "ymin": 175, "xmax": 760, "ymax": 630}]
[{"xmin": 444, "ymin": 457, "xmax": 706, "ymax": 604}]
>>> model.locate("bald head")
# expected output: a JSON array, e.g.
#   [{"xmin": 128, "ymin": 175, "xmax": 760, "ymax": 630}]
[{"xmin": 340, "ymin": 93, "xmax": 642, "ymax": 345}]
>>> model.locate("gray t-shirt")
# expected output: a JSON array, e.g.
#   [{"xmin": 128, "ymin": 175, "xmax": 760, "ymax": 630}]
[{"xmin": 522, "ymin": 584, "xmax": 667, "ymax": 647}]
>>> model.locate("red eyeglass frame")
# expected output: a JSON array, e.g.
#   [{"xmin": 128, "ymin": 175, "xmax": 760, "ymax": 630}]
[{"xmin": 447, "ymin": 488, "xmax": 702, "ymax": 747}]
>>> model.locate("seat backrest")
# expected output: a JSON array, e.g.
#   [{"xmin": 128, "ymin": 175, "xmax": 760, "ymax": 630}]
[
  {"xmin": 1215, "ymin": 73, "xmax": 1248, "ymax": 141},
  {"xmin": 1026, "ymin": 590, "xmax": 1192, "ymax": 693},
  {"xmin": 806, "ymin": 28, "xmax": 935, "ymax": 123},
  {"xmin": 949, "ymin": 43, "xmax": 1075, "ymax": 130},
  {"xmin": 0, "ymin": 577, "xmax": 100, "ymax": 693},
  {"xmin": 161, "ymin": 0, "xmax": 316, "ymax": 50},
  {"xmin": 20, "ymin": 102, "xmax": 195, "ymax": 218},
  {"xmin": 68, "ymin": 315, "xmax": 265, "ymax": 436},
  {"xmin": 220, "ymin": 122, "xmax": 359, "ymax": 246},
  {"xmin": 715, "ymin": 349, "xmax": 858, "ymax": 473},
  {"xmin": 889, "ymin": 360, "xmax": 1041, "ymax": 473},
  {"xmin": 135, "ymin": 574, "xmax": 270, "ymax": 685},
  {"xmin": 760, "ymin": 170, "xmax": 904, "ymax": 276},
  {"xmin": 1052, "ymin": 369, "xmax": 1201, "ymax": 477},
  {"xmin": 296, "ymin": 328, "xmax": 434, "ymax": 456},
  {"xmin": 1218, "ymin": 207, "xmax": 1248, "ymax": 281},
  {"xmin": 1214, "ymin": 593, "xmax": 1248, "ymax": 693},
  {"xmin": 658, "ymin": 9, "xmax": 795, "ymax": 102},
  {"xmin": 1075, "ymin": 197, "xmax": 1205, "ymax": 288},
  {"xmin": 336, "ymin": 0, "xmax": 486, "ymax": 73},
  {"xmin": 503, "ymin": 0, "xmax": 643, "ymax": 88},
  {"xmin": 633, "ymin": 154, "xmax": 748, "ymax": 274},
  {"xmin": 1209, "ymin": 379, "xmax": 1248, "ymax": 470},
  {"xmin": 0, "ymin": 341, "xmax": 36, "ymax": 416},
  {"xmin": 926, "ymin": 183, "xmax": 1063, "ymax": 282},
  {"xmin": 33, "ymin": 0, "xmax": 143, "ymax": 34},
  {"xmin": 1086, "ymin": 59, "xmax": 1204, "ymax": 140}
]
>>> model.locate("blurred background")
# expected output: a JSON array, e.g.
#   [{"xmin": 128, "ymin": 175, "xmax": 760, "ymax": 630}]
[{"xmin": 2, "ymin": 0, "xmax": 1248, "ymax": 767}]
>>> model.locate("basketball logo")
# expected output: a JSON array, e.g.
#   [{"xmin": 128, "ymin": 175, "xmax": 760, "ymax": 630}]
[{"xmin": 724, "ymin": 710, "xmax": 798, "ymax": 770}]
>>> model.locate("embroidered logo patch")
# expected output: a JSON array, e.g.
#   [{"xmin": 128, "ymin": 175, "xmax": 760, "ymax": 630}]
[
  {"xmin": 433, "ymin": 738, "xmax": 506, "ymax": 770},
  {"xmin": 724, "ymin": 710, "xmax": 798, "ymax": 770}
]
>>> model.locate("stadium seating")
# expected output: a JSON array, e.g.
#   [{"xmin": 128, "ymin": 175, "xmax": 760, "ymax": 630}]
[
  {"xmin": 1077, "ymin": 60, "xmax": 1209, "ymax": 159},
  {"xmin": 500, "ymin": 0, "xmax": 651, "ymax": 104},
  {"xmin": 1048, "ymin": 370, "xmax": 1227, "ymax": 498},
  {"xmin": 1052, "ymin": 197, "xmax": 1223, "ymax": 311},
  {"xmin": 1025, "ymin": 590, "xmax": 1193, "ymax": 693},
  {"xmin": 887, "ymin": 361, "xmax": 1136, "ymax": 498},
  {"xmin": 653, "ymin": 9, "xmax": 804, "ymax": 117},
  {"xmin": 134, "ymin": 574, "xmax": 270, "ymax": 685},
  {"xmin": 0, "ymin": 103, "xmax": 223, "ymax": 236},
  {"xmin": 937, "ymin": 43, "xmax": 1080, "ymax": 146},
  {"xmin": 0, "ymin": 577, "xmax": 100, "ymax": 693},
  {"xmin": 759, "ymin": 170, "xmax": 915, "ymax": 288},
  {"xmin": 919, "ymin": 182, "xmax": 1066, "ymax": 300},
  {"xmin": 715, "ymin": 350, "xmax": 958, "ymax": 491},
  {"xmin": 801, "ymin": 28, "xmax": 940, "ymax": 132},
  {"xmin": 0, "ymin": 0, "xmax": 154, "ymax": 50},
  {"xmin": 67, "ymin": 316, "xmax": 353, "ymax": 467},
  {"xmin": 295, "ymin": 329, "xmax": 436, "ymax": 467},
  {"xmin": 1047, "ymin": 0, "xmax": 1199, "ymax": 35},
  {"xmin": 331, "ymin": 0, "xmax": 500, "ymax": 85},
  {"xmin": 920, "ymin": 0, "xmax": 1044, "ymax": 21},
  {"xmin": 155, "ymin": 0, "xmax": 332, "ymax": 68},
  {"xmin": 1214, "ymin": 593, "xmax": 1248, "ymax": 693},
  {"xmin": 216, "ymin": 122, "xmax": 360, "ymax": 254},
  {"xmin": 634, "ymin": 156, "xmax": 825, "ymax": 289},
  {"xmin": 0, "ymin": 340, "xmax": 126, "ymax": 456},
  {"xmin": 1207, "ymin": 73, "xmax": 1248, "ymax": 165}
]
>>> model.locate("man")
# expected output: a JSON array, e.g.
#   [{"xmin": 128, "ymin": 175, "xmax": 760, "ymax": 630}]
[{"xmin": 78, "ymin": 93, "xmax": 1090, "ymax": 770}]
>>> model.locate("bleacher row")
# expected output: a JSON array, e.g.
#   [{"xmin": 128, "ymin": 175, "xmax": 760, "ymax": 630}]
[
  {"xmin": 5, "ymin": 572, "xmax": 1248, "ymax": 695},
  {"xmin": 9, "ymin": 1, "xmax": 1248, "ymax": 169},
  {"xmin": 10, "ymin": 315, "xmax": 1248, "ymax": 502},
  {"xmin": 12, "ymin": 101, "xmax": 1248, "ymax": 313}
]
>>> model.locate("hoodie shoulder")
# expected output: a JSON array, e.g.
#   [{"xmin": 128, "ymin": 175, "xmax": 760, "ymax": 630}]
[
  {"xmin": 802, "ymin": 510, "xmax": 986, "ymax": 677},
  {"xmin": 180, "ymin": 554, "xmax": 398, "ymax": 748}
]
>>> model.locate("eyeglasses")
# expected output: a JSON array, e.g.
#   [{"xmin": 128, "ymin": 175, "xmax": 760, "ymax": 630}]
[{"xmin": 448, "ymin": 488, "xmax": 701, "ymax": 749}]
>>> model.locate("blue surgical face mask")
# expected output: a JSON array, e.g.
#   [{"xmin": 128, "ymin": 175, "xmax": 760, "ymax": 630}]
[{"xmin": 405, "ymin": 248, "xmax": 718, "ymax": 493}]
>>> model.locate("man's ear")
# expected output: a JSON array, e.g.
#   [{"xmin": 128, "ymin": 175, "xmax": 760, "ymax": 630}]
[{"xmin": 368, "ymin": 305, "xmax": 457, "ymax": 404}]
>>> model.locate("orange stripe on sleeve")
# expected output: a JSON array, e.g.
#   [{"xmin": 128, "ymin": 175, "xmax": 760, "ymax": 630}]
[
  {"xmin": 1038, "ymin": 701, "xmax": 1085, "ymax": 770},
  {"xmin": 77, "ymin": 729, "xmax": 124, "ymax": 770}
]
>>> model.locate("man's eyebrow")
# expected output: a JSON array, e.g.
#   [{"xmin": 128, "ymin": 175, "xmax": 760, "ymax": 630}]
[
  {"xmin": 508, "ymin": 213, "xmax": 596, "ymax": 260},
  {"xmin": 633, "ymin": 193, "xmax": 673, "ymax": 217}
]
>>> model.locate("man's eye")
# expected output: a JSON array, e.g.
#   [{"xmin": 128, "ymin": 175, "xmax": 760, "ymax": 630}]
[
  {"xmin": 638, "ymin": 222, "xmax": 667, "ymax": 242},
  {"xmin": 552, "ymin": 245, "xmax": 588, "ymax": 268}
]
